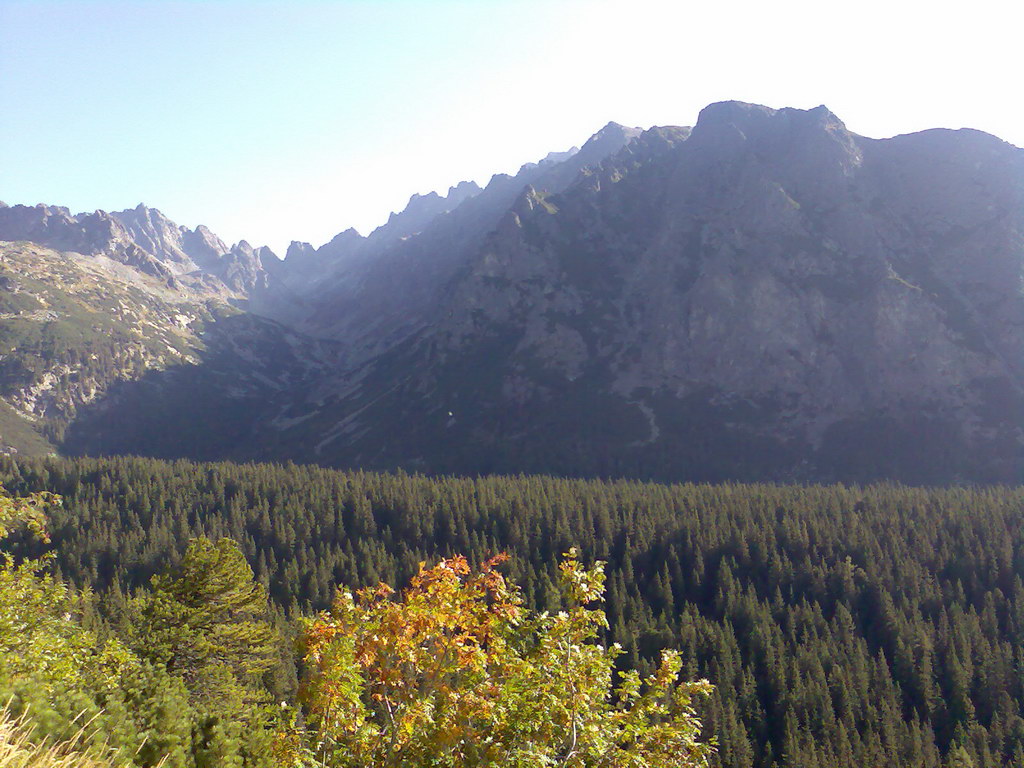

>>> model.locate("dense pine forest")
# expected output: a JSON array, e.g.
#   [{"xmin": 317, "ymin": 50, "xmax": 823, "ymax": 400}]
[{"xmin": 2, "ymin": 455, "xmax": 1024, "ymax": 767}]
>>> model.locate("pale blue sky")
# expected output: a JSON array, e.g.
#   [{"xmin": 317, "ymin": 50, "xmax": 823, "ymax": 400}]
[{"xmin": 2, "ymin": 0, "xmax": 1020, "ymax": 254}]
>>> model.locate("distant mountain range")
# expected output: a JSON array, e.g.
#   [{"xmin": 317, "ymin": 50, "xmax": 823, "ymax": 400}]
[{"xmin": 1, "ymin": 101, "xmax": 1021, "ymax": 484}]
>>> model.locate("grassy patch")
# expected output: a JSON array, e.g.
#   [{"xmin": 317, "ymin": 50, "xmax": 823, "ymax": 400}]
[{"xmin": 0, "ymin": 400, "xmax": 56, "ymax": 456}]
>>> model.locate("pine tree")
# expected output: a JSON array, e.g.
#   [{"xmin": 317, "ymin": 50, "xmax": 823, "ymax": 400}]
[{"xmin": 129, "ymin": 537, "xmax": 280, "ymax": 712}]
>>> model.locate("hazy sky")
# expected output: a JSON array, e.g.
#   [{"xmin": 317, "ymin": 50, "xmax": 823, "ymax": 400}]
[{"xmin": 2, "ymin": 0, "xmax": 1020, "ymax": 255}]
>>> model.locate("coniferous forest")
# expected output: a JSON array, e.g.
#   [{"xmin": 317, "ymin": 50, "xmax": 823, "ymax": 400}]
[{"xmin": 1, "ymin": 455, "xmax": 1023, "ymax": 767}]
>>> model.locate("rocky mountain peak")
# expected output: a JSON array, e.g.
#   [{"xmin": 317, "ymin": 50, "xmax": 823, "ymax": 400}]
[
  {"xmin": 682, "ymin": 101, "xmax": 864, "ymax": 199},
  {"xmin": 0, "ymin": 203, "xmax": 174, "ymax": 278},
  {"xmin": 286, "ymin": 241, "xmax": 316, "ymax": 261},
  {"xmin": 593, "ymin": 120, "xmax": 637, "ymax": 139},
  {"xmin": 687, "ymin": 101, "xmax": 782, "ymax": 154},
  {"xmin": 573, "ymin": 121, "xmax": 643, "ymax": 166},
  {"xmin": 371, "ymin": 181, "xmax": 484, "ymax": 244},
  {"xmin": 693, "ymin": 100, "xmax": 776, "ymax": 127},
  {"xmin": 805, "ymin": 103, "xmax": 845, "ymax": 126},
  {"xmin": 203, "ymin": 239, "xmax": 268, "ymax": 292},
  {"xmin": 441, "ymin": 180, "xmax": 484, "ymax": 212},
  {"xmin": 689, "ymin": 101, "xmax": 850, "ymax": 146},
  {"xmin": 320, "ymin": 227, "xmax": 364, "ymax": 253},
  {"xmin": 448, "ymin": 180, "xmax": 483, "ymax": 199},
  {"xmin": 540, "ymin": 148, "xmax": 579, "ymax": 166},
  {"xmin": 182, "ymin": 225, "xmax": 230, "ymax": 267},
  {"xmin": 112, "ymin": 203, "xmax": 198, "ymax": 273},
  {"xmin": 255, "ymin": 244, "xmax": 278, "ymax": 260}
]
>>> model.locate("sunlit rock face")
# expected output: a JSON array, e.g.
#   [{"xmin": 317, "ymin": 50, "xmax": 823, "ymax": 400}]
[
  {"xmin": 0, "ymin": 201, "xmax": 275, "ymax": 293},
  {"xmin": 0, "ymin": 203, "xmax": 176, "ymax": 278}
]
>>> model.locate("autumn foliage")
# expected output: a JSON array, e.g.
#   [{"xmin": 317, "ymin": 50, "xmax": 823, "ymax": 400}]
[{"xmin": 290, "ymin": 550, "xmax": 714, "ymax": 767}]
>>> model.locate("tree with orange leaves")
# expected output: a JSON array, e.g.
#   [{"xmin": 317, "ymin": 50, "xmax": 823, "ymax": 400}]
[{"xmin": 286, "ymin": 549, "xmax": 714, "ymax": 767}]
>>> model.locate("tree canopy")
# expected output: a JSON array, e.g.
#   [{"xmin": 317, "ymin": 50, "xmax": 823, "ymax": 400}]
[
  {"xmin": 5, "ymin": 455, "xmax": 1024, "ymax": 766},
  {"xmin": 129, "ymin": 536, "xmax": 279, "ymax": 710},
  {"xmin": 290, "ymin": 549, "xmax": 714, "ymax": 768}
]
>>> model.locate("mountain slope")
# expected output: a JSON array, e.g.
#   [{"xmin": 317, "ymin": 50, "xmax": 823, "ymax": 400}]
[
  {"xmin": 251, "ymin": 122, "xmax": 642, "ymax": 364},
  {"xmin": 0, "ymin": 239, "xmax": 212, "ymax": 453},
  {"xmin": 0, "ymin": 125, "xmax": 627, "ymax": 462},
  {"xmin": 0, "ymin": 237, "xmax": 329, "ymax": 458},
  {"xmin": 267, "ymin": 103, "xmax": 1023, "ymax": 483}
]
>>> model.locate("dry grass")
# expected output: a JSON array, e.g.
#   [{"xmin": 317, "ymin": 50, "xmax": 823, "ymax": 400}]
[{"xmin": 0, "ymin": 709, "xmax": 121, "ymax": 768}]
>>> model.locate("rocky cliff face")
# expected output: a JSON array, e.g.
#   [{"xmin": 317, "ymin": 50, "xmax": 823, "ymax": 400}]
[
  {"xmin": 370, "ymin": 180, "xmax": 483, "ymax": 246},
  {"xmin": 0, "ymin": 203, "xmax": 176, "ymax": 279},
  {"xmin": 0, "ymin": 202, "xmax": 273, "ymax": 294},
  {"xmin": 110, "ymin": 204, "xmax": 208, "ymax": 273}
]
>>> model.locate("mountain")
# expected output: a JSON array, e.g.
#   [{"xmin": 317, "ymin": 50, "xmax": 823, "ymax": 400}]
[
  {"xmin": 0, "ymin": 202, "xmax": 179, "ymax": 280},
  {"xmin": 110, "ymin": 203, "xmax": 223, "ymax": 273},
  {"xmin": 370, "ymin": 179, "xmax": 483, "ymax": 245},
  {"xmin": 249, "ymin": 104, "xmax": 1024, "ymax": 483},
  {"xmin": 0, "ymin": 201, "xmax": 273, "ymax": 294},
  {"xmin": 0, "ymin": 205, "xmax": 324, "ymax": 456},
  {"xmin": 0, "ymin": 129, "xmax": 619, "ymax": 459},
  {"xmin": 250, "ymin": 122, "xmax": 640, "ymax": 362},
  {"xmin": 109, "ymin": 203, "xmax": 275, "ymax": 292},
  {"xmin": 2, "ymin": 104, "xmax": 1022, "ymax": 483}
]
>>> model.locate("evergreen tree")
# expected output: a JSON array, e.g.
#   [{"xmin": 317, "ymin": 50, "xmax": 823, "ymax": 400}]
[{"xmin": 129, "ymin": 537, "xmax": 280, "ymax": 712}]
